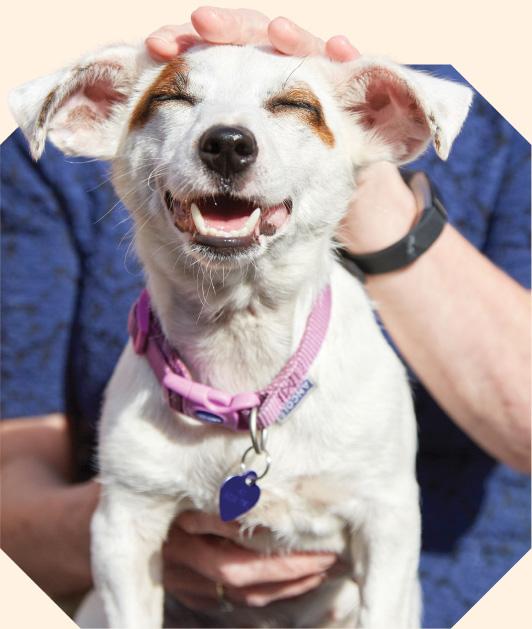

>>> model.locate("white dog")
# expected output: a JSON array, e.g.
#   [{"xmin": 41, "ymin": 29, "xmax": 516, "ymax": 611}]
[{"xmin": 10, "ymin": 41, "xmax": 471, "ymax": 628}]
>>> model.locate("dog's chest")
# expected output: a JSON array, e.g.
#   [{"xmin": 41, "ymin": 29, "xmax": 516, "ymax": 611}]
[{"xmin": 100, "ymin": 360, "xmax": 382, "ymax": 557}]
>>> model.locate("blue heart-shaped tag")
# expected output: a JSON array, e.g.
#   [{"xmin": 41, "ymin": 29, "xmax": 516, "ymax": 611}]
[{"xmin": 219, "ymin": 471, "xmax": 260, "ymax": 522}]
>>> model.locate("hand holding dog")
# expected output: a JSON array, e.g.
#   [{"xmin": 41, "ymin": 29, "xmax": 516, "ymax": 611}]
[{"xmin": 163, "ymin": 512, "xmax": 337, "ymax": 609}]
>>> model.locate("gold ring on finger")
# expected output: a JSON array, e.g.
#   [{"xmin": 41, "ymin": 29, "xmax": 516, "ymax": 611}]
[{"xmin": 215, "ymin": 582, "xmax": 234, "ymax": 613}]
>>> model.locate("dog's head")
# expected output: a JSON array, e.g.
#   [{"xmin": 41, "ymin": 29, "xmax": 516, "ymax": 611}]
[{"xmin": 10, "ymin": 43, "xmax": 471, "ymax": 279}]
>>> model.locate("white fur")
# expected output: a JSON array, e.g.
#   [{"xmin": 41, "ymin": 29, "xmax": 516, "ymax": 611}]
[{"xmin": 10, "ymin": 43, "xmax": 472, "ymax": 628}]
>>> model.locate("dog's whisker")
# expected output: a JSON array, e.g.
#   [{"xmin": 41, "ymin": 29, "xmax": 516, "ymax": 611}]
[{"xmin": 87, "ymin": 156, "xmax": 169, "ymax": 192}]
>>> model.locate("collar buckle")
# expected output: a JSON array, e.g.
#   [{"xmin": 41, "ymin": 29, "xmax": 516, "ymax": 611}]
[{"xmin": 162, "ymin": 370, "xmax": 261, "ymax": 431}]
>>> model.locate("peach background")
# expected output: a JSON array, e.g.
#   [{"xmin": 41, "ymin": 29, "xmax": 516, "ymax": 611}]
[{"xmin": 1, "ymin": 0, "xmax": 530, "ymax": 627}]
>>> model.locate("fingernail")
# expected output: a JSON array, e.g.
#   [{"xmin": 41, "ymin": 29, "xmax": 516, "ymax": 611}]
[
  {"xmin": 332, "ymin": 35, "xmax": 356, "ymax": 52},
  {"xmin": 275, "ymin": 16, "xmax": 296, "ymax": 32},
  {"xmin": 200, "ymin": 6, "xmax": 224, "ymax": 22}
]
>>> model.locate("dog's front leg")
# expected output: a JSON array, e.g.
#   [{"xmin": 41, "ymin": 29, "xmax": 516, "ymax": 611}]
[
  {"xmin": 353, "ymin": 491, "xmax": 421, "ymax": 629},
  {"xmin": 91, "ymin": 482, "xmax": 178, "ymax": 629}
]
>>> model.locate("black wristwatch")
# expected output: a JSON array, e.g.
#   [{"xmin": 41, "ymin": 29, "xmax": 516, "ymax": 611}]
[{"xmin": 338, "ymin": 171, "xmax": 447, "ymax": 281}]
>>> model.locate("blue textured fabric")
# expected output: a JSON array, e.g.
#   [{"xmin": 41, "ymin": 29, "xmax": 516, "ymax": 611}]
[
  {"xmin": 1, "ymin": 134, "xmax": 144, "ymax": 464},
  {"xmin": 1, "ymin": 65, "xmax": 530, "ymax": 628}
]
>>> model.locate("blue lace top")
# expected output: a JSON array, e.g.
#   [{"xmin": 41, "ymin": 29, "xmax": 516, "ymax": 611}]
[{"xmin": 1, "ymin": 65, "xmax": 530, "ymax": 627}]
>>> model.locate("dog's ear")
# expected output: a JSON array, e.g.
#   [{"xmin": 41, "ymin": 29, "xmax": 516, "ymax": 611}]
[
  {"xmin": 9, "ymin": 43, "xmax": 148, "ymax": 160},
  {"xmin": 334, "ymin": 58, "xmax": 473, "ymax": 164}
]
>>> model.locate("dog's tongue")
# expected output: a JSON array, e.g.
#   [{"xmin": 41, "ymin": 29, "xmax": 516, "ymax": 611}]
[{"xmin": 197, "ymin": 196, "xmax": 257, "ymax": 231}]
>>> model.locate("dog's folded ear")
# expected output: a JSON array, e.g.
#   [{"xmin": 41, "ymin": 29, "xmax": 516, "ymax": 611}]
[
  {"xmin": 334, "ymin": 58, "xmax": 473, "ymax": 164},
  {"xmin": 9, "ymin": 43, "xmax": 148, "ymax": 160}
]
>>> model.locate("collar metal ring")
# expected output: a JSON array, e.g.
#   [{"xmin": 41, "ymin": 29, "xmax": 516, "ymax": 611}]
[
  {"xmin": 249, "ymin": 406, "xmax": 267, "ymax": 454},
  {"xmin": 240, "ymin": 445, "xmax": 271, "ymax": 481}
]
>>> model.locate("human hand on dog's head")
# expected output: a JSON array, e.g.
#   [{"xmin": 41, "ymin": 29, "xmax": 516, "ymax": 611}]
[{"xmin": 145, "ymin": 6, "xmax": 360, "ymax": 62}]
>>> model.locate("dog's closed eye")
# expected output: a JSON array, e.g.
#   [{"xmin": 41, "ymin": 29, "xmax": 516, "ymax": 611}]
[
  {"xmin": 268, "ymin": 97, "xmax": 321, "ymax": 116},
  {"xmin": 130, "ymin": 57, "xmax": 196, "ymax": 129},
  {"xmin": 150, "ymin": 92, "xmax": 197, "ymax": 106},
  {"xmin": 266, "ymin": 84, "xmax": 335, "ymax": 148}
]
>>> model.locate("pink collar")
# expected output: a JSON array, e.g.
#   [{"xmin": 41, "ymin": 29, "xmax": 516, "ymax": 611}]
[{"xmin": 128, "ymin": 286, "xmax": 332, "ymax": 432}]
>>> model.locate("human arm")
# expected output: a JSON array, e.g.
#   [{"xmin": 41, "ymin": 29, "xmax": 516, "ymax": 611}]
[
  {"xmin": 0, "ymin": 415, "xmax": 99, "ymax": 596},
  {"xmin": 0, "ymin": 129, "xmax": 98, "ymax": 595},
  {"xmin": 338, "ymin": 161, "xmax": 531, "ymax": 472}
]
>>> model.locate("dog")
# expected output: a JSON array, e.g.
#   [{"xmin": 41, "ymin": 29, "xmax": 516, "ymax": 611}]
[{"xmin": 10, "ymin": 41, "xmax": 471, "ymax": 628}]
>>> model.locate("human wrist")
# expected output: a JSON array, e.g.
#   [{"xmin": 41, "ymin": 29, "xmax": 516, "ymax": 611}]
[
  {"xmin": 341, "ymin": 202, "xmax": 418, "ymax": 255},
  {"xmin": 337, "ymin": 163, "xmax": 420, "ymax": 256},
  {"xmin": 42, "ymin": 480, "xmax": 99, "ymax": 595},
  {"xmin": 338, "ymin": 169, "xmax": 448, "ymax": 279}
]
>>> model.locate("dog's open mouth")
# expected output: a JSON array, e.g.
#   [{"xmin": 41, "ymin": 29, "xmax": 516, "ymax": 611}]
[{"xmin": 164, "ymin": 192, "xmax": 292, "ymax": 250}]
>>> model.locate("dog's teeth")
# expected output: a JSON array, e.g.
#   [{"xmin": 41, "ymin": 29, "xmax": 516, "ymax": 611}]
[
  {"xmin": 191, "ymin": 204, "xmax": 261, "ymax": 238},
  {"xmin": 243, "ymin": 208, "xmax": 261, "ymax": 235},
  {"xmin": 190, "ymin": 203, "xmax": 207, "ymax": 234}
]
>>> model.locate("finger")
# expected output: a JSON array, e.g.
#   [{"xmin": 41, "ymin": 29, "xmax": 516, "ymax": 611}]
[
  {"xmin": 165, "ymin": 529, "xmax": 337, "ymax": 587},
  {"xmin": 268, "ymin": 17, "xmax": 325, "ymax": 57},
  {"xmin": 171, "ymin": 592, "xmax": 217, "ymax": 613},
  {"xmin": 174, "ymin": 510, "xmax": 241, "ymax": 539},
  {"xmin": 325, "ymin": 35, "xmax": 360, "ymax": 62},
  {"xmin": 145, "ymin": 24, "xmax": 201, "ymax": 60},
  {"xmin": 163, "ymin": 563, "xmax": 218, "ymax": 602},
  {"xmin": 191, "ymin": 6, "xmax": 270, "ymax": 45},
  {"xmin": 164, "ymin": 553, "xmax": 330, "ymax": 609},
  {"xmin": 226, "ymin": 572, "xmax": 327, "ymax": 607}
]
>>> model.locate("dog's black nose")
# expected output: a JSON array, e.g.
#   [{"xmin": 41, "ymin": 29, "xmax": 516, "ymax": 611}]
[{"xmin": 199, "ymin": 126, "xmax": 258, "ymax": 178}]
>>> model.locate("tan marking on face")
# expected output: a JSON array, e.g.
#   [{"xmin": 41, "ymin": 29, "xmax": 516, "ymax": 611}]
[
  {"xmin": 129, "ymin": 57, "xmax": 191, "ymax": 129},
  {"xmin": 266, "ymin": 83, "xmax": 335, "ymax": 147}
]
